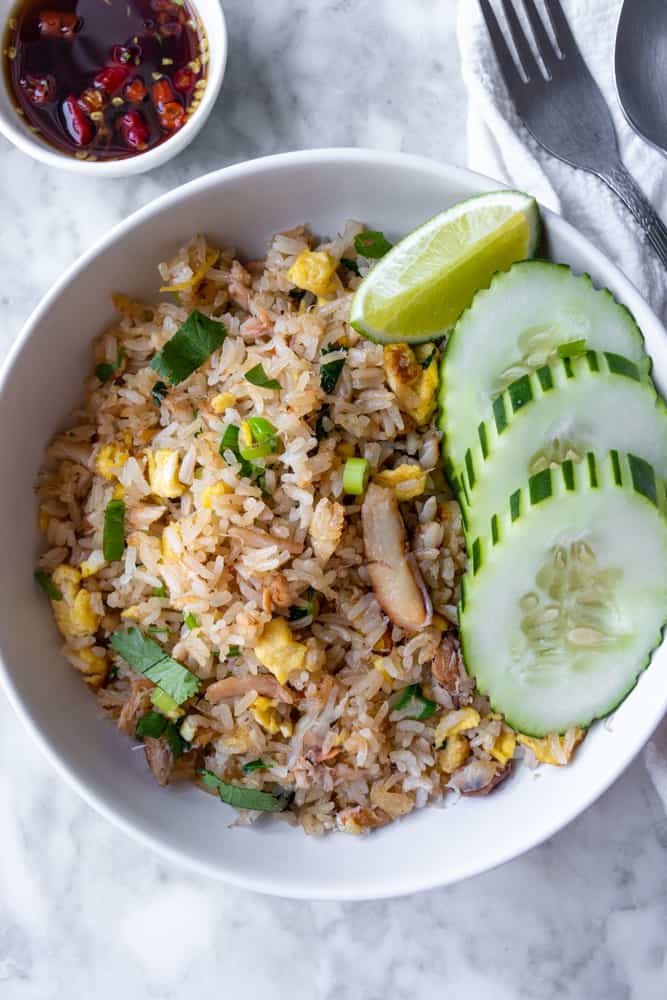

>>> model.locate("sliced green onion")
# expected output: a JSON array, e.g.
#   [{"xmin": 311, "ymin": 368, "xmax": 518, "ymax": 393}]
[
  {"xmin": 151, "ymin": 310, "xmax": 227, "ymax": 385},
  {"xmin": 239, "ymin": 418, "xmax": 279, "ymax": 461},
  {"xmin": 183, "ymin": 611, "xmax": 199, "ymax": 630},
  {"xmin": 315, "ymin": 405, "xmax": 330, "ymax": 441},
  {"xmin": 151, "ymin": 380, "xmax": 168, "ymax": 407},
  {"xmin": 148, "ymin": 625, "xmax": 170, "ymax": 635},
  {"xmin": 227, "ymin": 645, "xmax": 241, "ymax": 657},
  {"xmin": 136, "ymin": 711, "xmax": 167, "ymax": 739},
  {"xmin": 289, "ymin": 587, "xmax": 317, "ymax": 622},
  {"xmin": 393, "ymin": 684, "xmax": 437, "ymax": 721},
  {"xmin": 103, "ymin": 499, "xmax": 126, "ymax": 562},
  {"xmin": 153, "ymin": 584, "xmax": 168, "ymax": 598},
  {"xmin": 420, "ymin": 347, "xmax": 438, "ymax": 369},
  {"xmin": 96, "ymin": 347, "xmax": 124, "ymax": 385},
  {"xmin": 244, "ymin": 363, "xmax": 280, "ymax": 390},
  {"xmin": 340, "ymin": 257, "xmax": 360, "ymax": 275},
  {"xmin": 320, "ymin": 344, "xmax": 348, "ymax": 394},
  {"xmin": 198, "ymin": 770, "xmax": 293, "ymax": 813},
  {"xmin": 109, "ymin": 627, "xmax": 202, "ymax": 705},
  {"xmin": 165, "ymin": 721, "xmax": 187, "ymax": 759},
  {"xmin": 557, "ymin": 339, "xmax": 587, "ymax": 358},
  {"xmin": 34, "ymin": 570, "xmax": 62, "ymax": 601},
  {"xmin": 150, "ymin": 687, "xmax": 183, "ymax": 720},
  {"xmin": 95, "ymin": 363, "xmax": 114, "ymax": 384},
  {"xmin": 243, "ymin": 759, "xmax": 271, "ymax": 773},
  {"xmin": 354, "ymin": 230, "xmax": 393, "ymax": 259},
  {"xmin": 107, "ymin": 664, "xmax": 119, "ymax": 682},
  {"xmin": 343, "ymin": 457, "xmax": 370, "ymax": 496},
  {"xmin": 219, "ymin": 423, "xmax": 240, "ymax": 456}
]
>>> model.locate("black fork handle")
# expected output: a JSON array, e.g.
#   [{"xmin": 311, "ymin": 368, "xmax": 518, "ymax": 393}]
[{"xmin": 599, "ymin": 162, "xmax": 667, "ymax": 269}]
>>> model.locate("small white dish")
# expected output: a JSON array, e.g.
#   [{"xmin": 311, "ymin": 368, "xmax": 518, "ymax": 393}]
[
  {"xmin": 0, "ymin": 0, "xmax": 226, "ymax": 176},
  {"xmin": 1, "ymin": 149, "xmax": 666, "ymax": 900}
]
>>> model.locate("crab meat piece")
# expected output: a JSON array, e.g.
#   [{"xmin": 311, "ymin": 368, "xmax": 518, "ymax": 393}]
[
  {"xmin": 361, "ymin": 484, "xmax": 432, "ymax": 631},
  {"xmin": 205, "ymin": 673, "xmax": 294, "ymax": 705}
]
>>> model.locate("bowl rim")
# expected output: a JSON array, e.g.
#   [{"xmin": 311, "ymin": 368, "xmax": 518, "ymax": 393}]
[
  {"xmin": 1, "ymin": 147, "xmax": 666, "ymax": 900},
  {"xmin": 0, "ymin": 0, "xmax": 227, "ymax": 177}
]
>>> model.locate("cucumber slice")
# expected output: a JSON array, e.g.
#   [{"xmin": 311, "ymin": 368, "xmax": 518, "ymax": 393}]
[
  {"xmin": 460, "ymin": 452, "xmax": 667, "ymax": 736},
  {"xmin": 457, "ymin": 351, "xmax": 667, "ymax": 539},
  {"xmin": 439, "ymin": 262, "xmax": 650, "ymax": 477}
]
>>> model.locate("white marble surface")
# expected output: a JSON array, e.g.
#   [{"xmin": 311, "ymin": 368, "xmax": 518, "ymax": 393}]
[{"xmin": 1, "ymin": 1, "xmax": 666, "ymax": 997}]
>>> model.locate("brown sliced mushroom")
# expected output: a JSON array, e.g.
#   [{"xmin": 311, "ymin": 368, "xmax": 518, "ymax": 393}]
[{"xmin": 361, "ymin": 483, "xmax": 432, "ymax": 631}]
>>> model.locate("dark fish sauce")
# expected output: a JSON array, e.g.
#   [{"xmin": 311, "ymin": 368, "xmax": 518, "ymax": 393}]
[{"xmin": 3, "ymin": 0, "xmax": 207, "ymax": 160}]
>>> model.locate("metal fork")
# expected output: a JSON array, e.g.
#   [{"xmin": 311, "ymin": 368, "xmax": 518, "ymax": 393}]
[{"xmin": 479, "ymin": 0, "xmax": 667, "ymax": 267}]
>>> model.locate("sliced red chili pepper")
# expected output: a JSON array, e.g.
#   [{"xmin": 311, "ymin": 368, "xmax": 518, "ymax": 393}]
[
  {"xmin": 38, "ymin": 10, "xmax": 80, "ymax": 38},
  {"xmin": 117, "ymin": 110, "xmax": 150, "ymax": 150},
  {"xmin": 62, "ymin": 95, "xmax": 94, "ymax": 146},
  {"xmin": 124, "ymin": 77, "xmax": 147, "ymax": 103},
  {"xmin": 151, "ymin": 78, "xmax": 173, "ymax": 109},
  {"xmin": 95, "ymin": 65, "xmax": 130, "ymax": 95},
  {"xmin": 159, "ymin": 100, "xmax": 186, "ymax": 132},
  {"xmin": 172, "ymin": 67, "xmax": 195, "ymax": 93},
  {"xmin": 20, "ymin": 74, "xmax": 56, "ymax": 106}
]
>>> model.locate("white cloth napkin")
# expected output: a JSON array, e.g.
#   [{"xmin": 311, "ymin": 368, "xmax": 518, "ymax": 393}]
[{"xmin": 457, "ymin": 0, "xmax": 667, "ymax": 807}]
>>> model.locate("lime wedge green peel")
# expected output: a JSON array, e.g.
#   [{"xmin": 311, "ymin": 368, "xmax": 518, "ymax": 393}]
[{"xmin": 349, "ymin": 190, "xmax": 541, "ymax": 345}]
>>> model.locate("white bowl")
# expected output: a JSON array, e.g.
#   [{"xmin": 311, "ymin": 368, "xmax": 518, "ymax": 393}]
[
  {"xmin": 0, "ymin": 0, "xmax": 226, "ymax": 176},
  {"xmin": 1, "ymin": 149, "xmax": 666, "ymax": 900}
]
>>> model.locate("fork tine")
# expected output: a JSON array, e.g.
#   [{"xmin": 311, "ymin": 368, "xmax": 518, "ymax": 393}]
[
  {"xmin": 520, "ymin": 0, "xmax": 559, "ymax": 74},
  {"xmin": 479, "ymin": 0, "xmax": 525, "ymax": 86},
  {"xmin": 543, "ymin": 0, "xmax": 579, "ymax": 59},
  {"xmin": 499, "ymin": 0, "xmax": 541, "ymax": 80}
]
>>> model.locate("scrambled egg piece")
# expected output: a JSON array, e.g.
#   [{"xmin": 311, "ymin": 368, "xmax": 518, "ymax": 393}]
[
  {"xmin": 254, "ymin": 618, "xmax": 308, "ymax": 685},
  {"xmin": 160, "ymin": 248, "xmax": 219, "ymax": 293},
  {"xmin": 373, "ymin": 655, "xmax": 394, "ymax": 685},
  {"xmin": 374, "ymin": 464, "xmax": 427, "ymax": 501},
  {"xmin": 383, "ymin": 343, "xmax": 439, "ymax": 425},
  {"xmin": 201, "ymin": 480, "xmax": 232, "ymax": 508},
  {"xmin": 121, "ymin": 605, "xmax": 141, "ymax": 621},
  {"xmin": 434, "ymin": 707, "xmax": 481, "ymax": 747},
  {"xmin": 250, "ymin": 696, "xmax": 293, "ymax": 737},
  {"xmin": 437, "ymin": 733, "xmax": 470, "ymax": 774},
  {"xmin": 210, "ymin": 391, "xmax": 235, "ymax": 414},
  {"xmin": 490, "ymin": 727, "xmax": 516, "ymax": 766},
  {"xmin": 517, "ymin": 730, "xmax": 584, "ymax": 766},
  {"xmin": 161, "ymin": 523, "xmax": 182, "ymax": 560},
  {"xmin": 147, "ymin": 449, "xmax": 186, "ymax": 499},
  {"xmin": 80, "ymin": 549, "xmax": 106, "ymax": 579},
  {"xmin": 287, "ymin": 250, "xmax": 337, "ymax": 298},
  {"xmin": 95, "ymin": 442, "xmax": 129, "ymax": 481},
  {"xmin": 51, "ymin": 565, "xmax": 102, "ymax": 640},
  {"xmin": 221, "ymin": 726, "xmax": 254, "ymax": 753},
  {"xmin": 75, "ymin": 648, "xmax": 108, "ymax": 688}
]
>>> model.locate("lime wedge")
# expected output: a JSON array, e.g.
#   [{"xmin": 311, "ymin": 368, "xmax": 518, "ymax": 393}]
[{"xmin": 349, "ymin": 190, "xmax": 541, "ymax": 344}]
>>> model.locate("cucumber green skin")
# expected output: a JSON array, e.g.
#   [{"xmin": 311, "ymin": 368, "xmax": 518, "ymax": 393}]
[
  {"xmin": 458, "ymin": 350, "xmax": 667, "ymax": 542},
  {"xmin": 458, "ymin": 451, "xmax": 667, "ymax": 737},
  {"xmin": 350, "ymin": 191, "xmax": 542, "ymax": 346},
  {"xmin": 438, "ymin": 261, "xmax": 651, "ymax": 483}
]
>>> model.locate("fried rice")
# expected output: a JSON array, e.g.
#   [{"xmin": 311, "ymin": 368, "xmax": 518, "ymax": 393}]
[{"xmin": 34, "ymin": 221, "xmax": 583, "ymax": 835}]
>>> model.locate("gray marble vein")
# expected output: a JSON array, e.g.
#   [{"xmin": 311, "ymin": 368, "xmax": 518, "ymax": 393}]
[{"xmin": 0, "ymin": 1, "xmax": 665, "ymax": 997}]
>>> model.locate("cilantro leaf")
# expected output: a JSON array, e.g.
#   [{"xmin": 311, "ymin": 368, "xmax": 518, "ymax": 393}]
[
  {"xmin": 34, "ymin": 570, "xmax": 62, "ymax": 601},
  {"xmin": 109, "ymin": 627, "xmax": 202, "ymax": 705},
  {"xmin": 151, "ymin": 311, "xmax": 227, "ymax": 385},
  {"xmin": 244, "ymin": 363, "xmax": 280, "ymax": 390},
  {"xmin": 320, "ymin": 344, "xmax": 348, "ymax": 394},
  {"xmin": 354, "ymin": 230, "xmax": 393, "ymax": 259},
  {"xmin": 103, "ymin": 499, "xmax": 125, "ymax": 562},
  {"xmin": 198, "ymin": 770, "xmax": 294, "ymax": 812}
]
